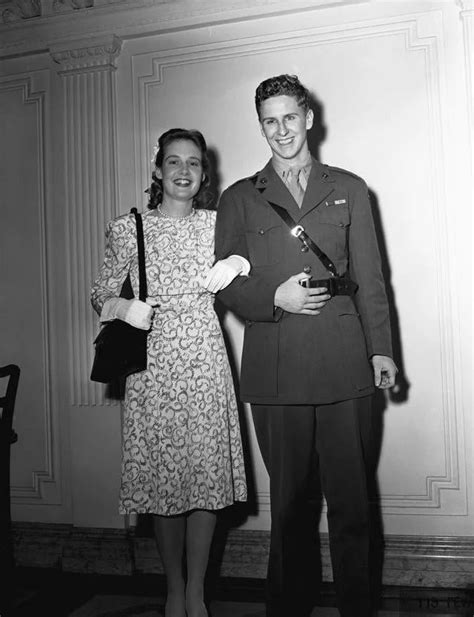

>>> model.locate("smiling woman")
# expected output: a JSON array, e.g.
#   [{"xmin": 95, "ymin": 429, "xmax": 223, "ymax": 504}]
[
  {"xmin": 146, "ymin": 130, "xmax": 212, "ymax": 213},
  {"xmin": 90, "ymin": 127, "xmax": 251, "ymax": 617},
  {"xmin": 156, "ymin": 141, "xmax": 204, "ymax": 213},
  {"xmin": 149, "ymin": 129, "xmax": 211, "ymax": 219}
]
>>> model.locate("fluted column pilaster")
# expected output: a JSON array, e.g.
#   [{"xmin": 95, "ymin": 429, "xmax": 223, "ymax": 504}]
[
  {"xmin": 457, "ymin": 0, "xmax": 473, "ymax": 128},
  {"xmin": 52, "ymin": 36, "xmax": 122, "ymax": 406}
]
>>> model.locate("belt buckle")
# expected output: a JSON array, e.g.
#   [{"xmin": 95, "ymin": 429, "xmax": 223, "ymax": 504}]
[
  {"xmin": 328, "ymin": 277, "xmax": 337, "ymax": 296},
  {"xmin": 291, "ymin": 224, "xmax": 305, "ymax": 238}
]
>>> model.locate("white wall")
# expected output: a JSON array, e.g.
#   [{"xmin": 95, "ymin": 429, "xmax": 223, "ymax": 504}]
[{"xmin": 0, "ymin": 0, "xmax": 472, "ymax": 540}]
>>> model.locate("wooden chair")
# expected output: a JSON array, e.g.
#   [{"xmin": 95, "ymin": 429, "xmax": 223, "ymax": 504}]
[{"xmin": 0, "ymin": 364, "xmax": 20, "ymax": 614}]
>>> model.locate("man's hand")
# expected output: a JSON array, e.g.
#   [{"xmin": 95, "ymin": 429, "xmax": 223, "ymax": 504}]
[
  {"xmin": 371, "ymin": 355, "xmax": 398, "ymax": 389},
  {"xmin": 274, "ymin": 273, "xmax": 330, "ymax": 315}
]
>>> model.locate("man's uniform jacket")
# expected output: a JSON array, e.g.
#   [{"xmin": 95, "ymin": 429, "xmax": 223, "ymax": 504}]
[{"xmin": 215, "ymin": 158, "xmax": 393, "ymax": 405}]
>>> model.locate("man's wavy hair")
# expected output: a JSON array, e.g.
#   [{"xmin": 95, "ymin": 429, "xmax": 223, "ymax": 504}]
[
  {"xmin": 146, "ymin": 128, "xmax": 213, "ymax": 210},
  {"xmin": 255, "ymin": 74, "xmax": 310, "ymax": 119}
]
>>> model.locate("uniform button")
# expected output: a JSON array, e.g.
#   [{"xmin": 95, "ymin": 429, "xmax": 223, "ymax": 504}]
[
  {"xmin": 338, "ymin": 223, "xmax": 345, "ymax": 227},
  {"xmin": 303, "ymin": 265, "xmax": 311, "ymax": 274},
  {"xmin": 301, "ymin": 245, "xmax": 309, "ymax": 252},
  {"xmin": 260, "ymin": 178, "xmax": 267, "ymax": 185},
  {"xmin": 258, "ymin": 229, "xmax": 265, "ymax": 235}
]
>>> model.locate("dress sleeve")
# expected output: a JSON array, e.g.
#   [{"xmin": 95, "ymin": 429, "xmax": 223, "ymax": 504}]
[{"xmin": 91, "ymin": 216, "xmax": 134, "ymax": 315}]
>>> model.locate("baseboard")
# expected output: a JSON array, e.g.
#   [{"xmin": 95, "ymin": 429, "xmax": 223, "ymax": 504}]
[{"xmin": 11, "ymin": 522, "xmax": 474, "ymax": 588}]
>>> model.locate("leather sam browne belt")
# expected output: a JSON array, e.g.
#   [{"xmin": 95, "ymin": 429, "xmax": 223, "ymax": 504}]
[
  {"xmin": 251, "ymin": 178, "xmax": 358, "ymax": 297},
  {"xmin": 300, "ymin": 274, "xmax": 357, "ymax": 296}
]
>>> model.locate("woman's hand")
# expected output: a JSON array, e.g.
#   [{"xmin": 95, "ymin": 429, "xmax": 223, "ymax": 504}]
[
  {"xmin": 100, "ymin": 298, "xmax": 156, "ymax": 330},
  {"xmin": 202, "ymin": 255, "xmax": 250, "ymax": 293}
]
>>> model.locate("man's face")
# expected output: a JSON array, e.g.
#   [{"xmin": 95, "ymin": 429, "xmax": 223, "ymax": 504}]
[{"xmin": 259, "ymin": 95, "xmax": 313, "ymax": 164}]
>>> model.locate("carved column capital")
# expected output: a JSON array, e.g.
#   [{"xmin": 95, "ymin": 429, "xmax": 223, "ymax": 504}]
[{"xmin": 51, "ymin": 35, "xmax": 122, "ymax": 74}]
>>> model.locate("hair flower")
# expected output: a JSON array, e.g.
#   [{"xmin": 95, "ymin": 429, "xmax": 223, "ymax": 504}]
[{"xmin": 150, "ymin": 144, "xmax": 159, "ymax": 164}]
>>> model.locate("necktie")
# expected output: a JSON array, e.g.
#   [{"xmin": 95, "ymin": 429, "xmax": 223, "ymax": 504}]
[{"xmin": 283, "ymin": 168, "xmax": 306, "ymax": 208}]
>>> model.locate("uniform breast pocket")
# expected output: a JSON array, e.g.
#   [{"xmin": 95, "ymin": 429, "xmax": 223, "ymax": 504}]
[
  {"xmin": 245, "ymin": 224, "xmax": 283, "ymax": 266},
  {"xmin": 316, "ymin": 203, "xmax": 350, "ymax": 256},
  {"xmin": 318, "ymin": 203, "xmax": 350, "ymax": 229}
]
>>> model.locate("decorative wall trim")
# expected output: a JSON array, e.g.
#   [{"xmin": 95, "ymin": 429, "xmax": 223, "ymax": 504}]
[
  {"xmin": 51, "ymin": 38, "xmax": 122, "ymax": 406},
  {"xmin": 0, "ymin": 74, "xmax": 58, "ymax": 502},
  {"xmin": 0, "ymin": 0, "xmax": 93, "ymax": 24},
  {"xmin": 0, "ymin": 0, "xmax": 367, "ymax": 58},
  {"xmin": 1, "ymin": 0, "xmax": 41, "ymax": 23},
  {"xmin": 12, "ymin": 522, "xmax": 474, "ymax": 588},
  {"xmin": 130, "ymin": 12, "xmax": 464, "ymax": 514}
]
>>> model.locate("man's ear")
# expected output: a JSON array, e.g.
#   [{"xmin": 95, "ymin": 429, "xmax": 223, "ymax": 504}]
[{"xmin": 306, "ymin": 108, "xmax": 314, "ymax": 130}]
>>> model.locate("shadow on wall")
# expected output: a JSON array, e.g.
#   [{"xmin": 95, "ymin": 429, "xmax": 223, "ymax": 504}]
[
  {"xmin": 206, "ymin": 146, "xmax": 222, "ymax": 211},
  {"xmin": 309, "ymin": 90, "xmax": 411, "ymax": 602}
]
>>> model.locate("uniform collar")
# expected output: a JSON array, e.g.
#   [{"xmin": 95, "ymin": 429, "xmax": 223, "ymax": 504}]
[
  {"xmin": 271, "ymin": 152, "xmax": 312, "ymax": 180},
  {"xmin": 254, "ymin": 157, "xmax": 335, "ymax": 217}
]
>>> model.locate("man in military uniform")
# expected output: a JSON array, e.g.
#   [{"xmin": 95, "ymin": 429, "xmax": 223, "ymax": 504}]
[{"xmin": 215, "ymin": 74, "xmax": 397, "ymax": 617}]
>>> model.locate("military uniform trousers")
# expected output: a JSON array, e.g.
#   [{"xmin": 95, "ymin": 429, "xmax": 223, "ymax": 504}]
[{"xmin": 251, "ymin": 395, "xmax": 377, "ymax": 617}]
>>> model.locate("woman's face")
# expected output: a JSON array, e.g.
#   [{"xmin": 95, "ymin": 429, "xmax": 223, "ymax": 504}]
[{"xmin": 156, "ymin": 139, "xmax": 204, "ymax": 205}]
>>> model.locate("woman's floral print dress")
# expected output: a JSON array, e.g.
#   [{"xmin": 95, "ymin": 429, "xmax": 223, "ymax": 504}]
[{"xmin": 91, "ymin": 208, "xmax": 247, "ymax": 515}]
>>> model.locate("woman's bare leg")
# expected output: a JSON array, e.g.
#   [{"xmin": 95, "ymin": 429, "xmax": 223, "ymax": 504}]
[
  {"xmin": 185, "ymin": 510, "xmax": 217, "ymax": 617},
  {"xmin": 153, "ymin": 514, "xmax": 186, "ymax": 617}
]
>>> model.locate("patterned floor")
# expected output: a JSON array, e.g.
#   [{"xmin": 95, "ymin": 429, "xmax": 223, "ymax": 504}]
[
  {"xmin": 8, "ymin": 568, "xmax": 473, "ymax": 617},
  {"xmin": 66, "ymin": 594, "xmax": 465, "ymax": 617},
  {"xmin": 67, "ymin": 597, "xmax": 401, "ymax": 617}
]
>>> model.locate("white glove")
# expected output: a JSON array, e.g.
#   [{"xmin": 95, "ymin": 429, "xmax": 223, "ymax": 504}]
[
  {"xmin": 202, "ymin": 255, "xmax": 251, "ymax": 293},
  {"xmin": 100, "ymin": 298, "xmax": 155, "ymax": 330}
]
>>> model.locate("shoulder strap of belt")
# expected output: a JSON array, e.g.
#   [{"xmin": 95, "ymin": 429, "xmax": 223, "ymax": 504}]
[{"xmin": 249, "ymin": 177, "xmax": 339, "ymax": 278}]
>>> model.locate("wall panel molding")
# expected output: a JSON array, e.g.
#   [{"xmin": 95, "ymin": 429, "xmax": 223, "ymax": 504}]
[
  {"xmin": 0, "ymin": 72, "xmax": 61, "ymax": 504},
  {"xmin": 129, "ymin": 12, "xmax": 465, "ymax": 515},
  {"xmin": 51, "ymin": 37, "xmax": 122, "ymax": 407}
]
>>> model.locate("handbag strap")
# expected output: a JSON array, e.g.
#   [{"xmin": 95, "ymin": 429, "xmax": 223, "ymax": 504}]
[
  {"xmin": 130, "ymin": 207, "xmax": 148, "ymax": 301},
  {"xmin": 251, "ymin": 180, "xmax": 339, "ymax": 277}
]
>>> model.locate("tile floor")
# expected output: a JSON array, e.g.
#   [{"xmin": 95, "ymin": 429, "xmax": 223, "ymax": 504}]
[
  {"xmin": 67, "ymin": 596, "xmax": 401, "ymax": 617},
  {"xmin": 66, "ymin": 596, "xmax": 472, "ymax": 617},
  {"xmin": 5, "ymin": 568, "xmax": 473, "ymax": 617}
]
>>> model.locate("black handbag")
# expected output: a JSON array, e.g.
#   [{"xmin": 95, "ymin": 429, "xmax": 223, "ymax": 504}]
[{"xmin": 90, "ymin": 208, "xmax": 148, "ymax": 384}]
